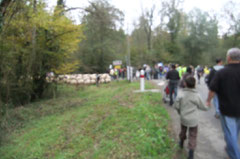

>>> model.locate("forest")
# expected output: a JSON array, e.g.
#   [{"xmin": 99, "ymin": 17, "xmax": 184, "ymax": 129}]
[{"xmin": 0, "ymin": 0, "xmax": 240, "ymax": 109}]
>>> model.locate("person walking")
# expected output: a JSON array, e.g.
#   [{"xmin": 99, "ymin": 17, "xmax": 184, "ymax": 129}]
[
  {"xmin": 144, "ymin": 64, "xmax": 151, "ymax": 80},
  {"xmin": 179, "ymin": 66, "xmax": 192, "ymax": 88},
  {"xmin": 174, "ymin": 76, "xmax": 209, "ymax": 159},
  {"xmin": 196, "ymin": 65, "xmax": 203, "ymax": 84},
  {"xmin": 166, "ymin": 64, "xmax": 180, "ymax": 105},
  {"xmin": 206, "ymin": 48, "xmax": 240, "ymax": 159},
  {"xmin": 206, "ymin": 58, "xmax": 224, "ymax": 118}
]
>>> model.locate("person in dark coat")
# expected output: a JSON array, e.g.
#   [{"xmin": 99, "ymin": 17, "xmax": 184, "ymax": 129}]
[
  {"xmin": 166, "ymin": 64, "xmax": 180, "ymax": 105},
  {"xmin": 207, "ymin": 48, "xmax": 240, "ymax": 159}
]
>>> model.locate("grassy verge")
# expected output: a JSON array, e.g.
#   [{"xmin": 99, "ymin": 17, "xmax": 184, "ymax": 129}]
[{"xmin": 0, "ymin": 81, "xmax": 178, "ymax": 159}]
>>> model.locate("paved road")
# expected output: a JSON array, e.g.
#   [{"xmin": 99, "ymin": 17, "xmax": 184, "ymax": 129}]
[{"xmin": 153, "ymin": 78, "xmax": 228, "ymax": 159}]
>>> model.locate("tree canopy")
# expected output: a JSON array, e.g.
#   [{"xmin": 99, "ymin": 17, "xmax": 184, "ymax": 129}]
[
  {"xmin": 0, "ymin": 0, "xmax": 239, "ymax": 109},
  {"xmin": 0, "ymin": 0, "xmax": 83, "ymax": 106}
]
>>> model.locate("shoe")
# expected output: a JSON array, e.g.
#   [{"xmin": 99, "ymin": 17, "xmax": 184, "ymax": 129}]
[
  {"xmin": 179, "ymin": 140, "xmax": 184, "ymax": 149},
  {"xmin": 215, "ymin": 114, "xmax": 220, "ymax": 119},
  {"xmin": 188, "ymin": 149, "xmax": 194, "ymax": 159}
]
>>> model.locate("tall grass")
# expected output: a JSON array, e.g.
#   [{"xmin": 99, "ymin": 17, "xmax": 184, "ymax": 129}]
[{"xmin": 0, "ymin": 81, "xmax": 177, "ymax": 159}]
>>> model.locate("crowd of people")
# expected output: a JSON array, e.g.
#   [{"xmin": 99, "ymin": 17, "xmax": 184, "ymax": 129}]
[
  {"xmin": 133, "ymin": 63, "xmax": 212, "ymax": 82},
  {"xmin": 108, "ymin": 48, "xmax": 240, "ymax": 159},
  {"xmin": 109, "ymin": 67, "xmax": 127, "ymax": 80},
  {"xmin": 164, "ymin": 48, "xmax": 240, "ymax": 159}
]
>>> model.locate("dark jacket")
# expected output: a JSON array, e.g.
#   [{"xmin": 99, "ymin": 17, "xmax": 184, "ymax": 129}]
[
  {"xmin": 206, "ymin": 65, "xmax": 224, "ymax": 87},
  {"xmin": 166, "ymin": 69, "xmax": 180, "ymax": 81},
  {"xmin": 210, "ymin": 63, "xmax": 240, "ymax": 117}
]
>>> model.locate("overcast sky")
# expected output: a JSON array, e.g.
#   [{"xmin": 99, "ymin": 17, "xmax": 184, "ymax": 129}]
[{"xmin": 46, "ymin": 0, "xmax": 233, "ymax": 33}]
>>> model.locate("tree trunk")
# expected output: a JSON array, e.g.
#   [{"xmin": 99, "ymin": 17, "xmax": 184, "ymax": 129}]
[
  {"xmin": 0, "ymin": 0, "xmax": 12, "ymax": 31},
  {"xmin": 28, "ymin": 0, "xmax": 37, "ymax": 74}
]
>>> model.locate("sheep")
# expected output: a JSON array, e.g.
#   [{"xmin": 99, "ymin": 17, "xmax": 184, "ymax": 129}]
[{"xmin": 46, "ymin": 73, "xmax": 112, "ymax": 85}]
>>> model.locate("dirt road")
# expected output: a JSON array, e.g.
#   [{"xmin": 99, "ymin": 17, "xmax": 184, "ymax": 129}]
[{"xmin": 153, "ymin": 78, "xmax": 228, "ymax": 159}]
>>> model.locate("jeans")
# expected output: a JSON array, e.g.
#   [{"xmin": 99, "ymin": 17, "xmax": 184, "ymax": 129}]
[
  {"xmin": 157, "ymin": 72, "xmax": 160, "ymax": 79},
  {"xmin": 213, "ymin": 95, "xmax": 220, "ymax": 115},
  {"xmin": 169, "ymin": 81, "xmax": 178, "ymax": 105},
  {"xmin": 220, "ymin": 115, "xmax": 240, "ymax": 159},
  {"xmin": 146, "ymin": 72, "xmax": 150, "ymax": 80}
]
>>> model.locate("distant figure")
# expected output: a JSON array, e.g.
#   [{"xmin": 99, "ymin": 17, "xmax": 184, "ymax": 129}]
[
  {"xmin": 114, "ymin": 68, "xmax": 118, "ymax": 80},
  {"xmin": 189, "ymin": 65, "xmax": 195, "ymax": 76},
  {"xmin": 164, "ymin": 65, "xmax": 169, "ymax": 77},
  {"xmin": 145, "ymin": 65, "xmax": 151, "ymax": 80},
  {"xmin": 179, "ymin": 66, "xmax": 192, "ymax": 88},
  {"xmin": 159, "ymin": 65, "xmax": 164, "ymax": 79},
  {"xmin": 206, "ymin": 58, "xmax": 224, "ymax": 118},
  {"xmin": 174, "ymin": 76, "xmax": 209, "ymax": 159},
  {"xmin": 96, "ymin": 74, "xmax": 100, "ymax": 86},
  {"xmin": 154, "ymin": 64, "xmax": 159, "ymax": 79},
  {"xmin": 166, "ymin": 64, "xmax": 180, "ymax": 106},
  {"xmin": 135, "ymin": 69, "xmax": 140, "ymax": 79},
  {"xmin": 207, "ymin": 48, "xmax": 240, "ymax": 159},
  {"xmin": 196, "ymin": 65, "xmax": 203, "ymax": 84},
  {"xmin": 109, "ymin": 69, "xmax": 114, "ymax": 80}
]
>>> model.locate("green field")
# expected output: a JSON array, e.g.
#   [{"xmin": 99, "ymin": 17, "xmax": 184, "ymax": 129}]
[{"xmin": 0, "ymin": 81, "xmax": 178, "ymax": 159}]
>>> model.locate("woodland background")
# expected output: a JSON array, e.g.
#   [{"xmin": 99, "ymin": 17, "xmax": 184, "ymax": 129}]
[{"xmin": 0, "ymin": 0, "xmax": 240, "ymax": 108}]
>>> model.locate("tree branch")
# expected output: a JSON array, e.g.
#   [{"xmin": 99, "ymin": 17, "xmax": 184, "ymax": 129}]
[{"xmin": 64, "ymin": 7, "xmax": 85, "ymax": 12}]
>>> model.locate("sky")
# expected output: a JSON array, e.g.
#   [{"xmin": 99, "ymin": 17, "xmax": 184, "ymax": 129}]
[{"xmin": 46, "ymin": 0, "xmax": 233, "ymax": 33}]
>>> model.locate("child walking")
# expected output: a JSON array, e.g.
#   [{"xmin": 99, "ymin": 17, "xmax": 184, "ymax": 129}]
[{"xmin": 174, "ymin": 76, "xmax": 209, "ymax": 159}]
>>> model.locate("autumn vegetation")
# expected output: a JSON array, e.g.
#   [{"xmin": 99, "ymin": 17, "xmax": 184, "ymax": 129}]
[
  {"xmin": 0, "ymin": 0, "xmax": 240, "ymax": 110},
  {"xmin": 0, "ymin": 0, "xmax": 239, "ymax": 157}
]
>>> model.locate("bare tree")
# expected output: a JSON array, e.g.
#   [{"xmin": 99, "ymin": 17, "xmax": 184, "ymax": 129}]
[
  {"xmin": 223, "ymin": 1, "xmax": 240, "ymax": 46},
  {"xmin": 30, "ymin": 0, "xmax": 37, "ymax": 73},
  {"xmin": 160, "ymin": 0, "xmax": 183, "ymax": 43},
  {"xmin": 141, "ymin": 5, "xmax": 155, "ymax": 51}
]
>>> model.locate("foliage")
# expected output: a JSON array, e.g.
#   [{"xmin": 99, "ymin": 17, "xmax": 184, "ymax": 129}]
[
  {"xmin": 53, "ymin": 60, "xmax": 80, "ymax": 75},
  {"xmin": 1, "ymin": 0, "xmax": 238, "ymax": 109},
  {"xmin": 222, "ymin": 1, "xmax": 240, "ymax": 48},
  {"xmin": 129, "ymin": 0, "xmax": 240, "ymax": 67},
  {"xmin": 130, "ymin": 23, "xmax": 148, "ymax": 67},
  {"xmin": 182, "ymin": 9, "xmax": 220, "ymax": 65},
  {"xmin": 0, "ymin": 0, "xmax": 83, "ymax": 108},
  {"xmin": 0, "ymin": 81, "xmax": 177, "ymax": 159},
  {"xmin": 77, "ymin": 0, "xmax": 126, "ymax": 73}
]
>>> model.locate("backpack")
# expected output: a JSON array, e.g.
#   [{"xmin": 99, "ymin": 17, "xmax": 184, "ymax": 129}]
[
  {"xmin": 205, "ymin": 68, "xmax": 216, "ymax": 87},
  {"xmin": 159, "ymin": 66, "xmax": 163, "ymax": 72}
]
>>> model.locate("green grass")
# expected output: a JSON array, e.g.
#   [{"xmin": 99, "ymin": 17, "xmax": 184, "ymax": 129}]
[{"xmin": 0, "ymin": 81, "xmax": 178, "ymax": 159}]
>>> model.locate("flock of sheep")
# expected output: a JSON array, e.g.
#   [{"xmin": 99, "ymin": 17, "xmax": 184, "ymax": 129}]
[{"xmin": 46, "ymin": 74, "xmax": 112, "ymax": 85}]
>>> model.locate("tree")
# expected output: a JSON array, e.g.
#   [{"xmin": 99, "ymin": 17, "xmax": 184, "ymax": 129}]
[
  {"xmin": 222, "ymin": 1, "xmax": 240, "ymax": 48},
  {"xmin": 160, "ymin": 0, "xmax": 183, "ymax": 56},
  {"xmin": 141, "ymin": 6, "xmax": 155, "ymax": 52},
  {"xmin": 57, "ymin": 0, "xmax": 64, "ymax": 6},
  {"xmin": 130, "ymin": 24, "xmax": 148, "ymax": 66},
  {"xmin": 0, "ymin": 0, "xmax": 14, "ymax": 31},
  {"xmin": 152, "ymin": 26, "xmax": 172, "ymax": 63},
  {"xmin": 130, "ymin": 6, "xmax": 159, "ymax": 67},
  {"xmin": 77, "ymin": 0, "xmax": 125, "ymax": 73},
  {"xmin": 0, "ymin": 0, "xmax": 83, "ymax": 106},
  {"xmin": 183, "ymin": 9, "xmax": 219, "ymax": 65}
]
